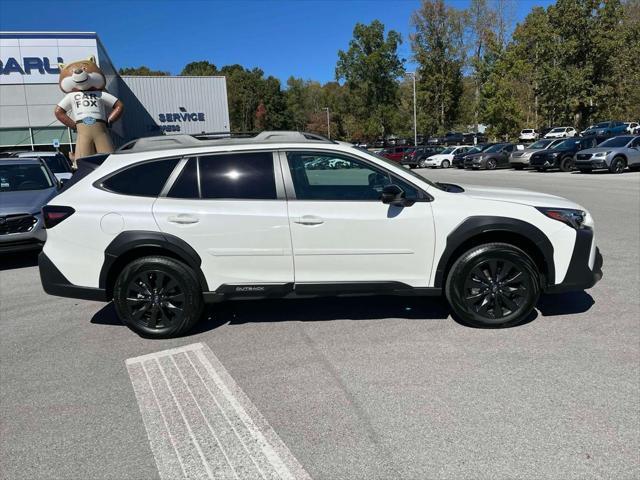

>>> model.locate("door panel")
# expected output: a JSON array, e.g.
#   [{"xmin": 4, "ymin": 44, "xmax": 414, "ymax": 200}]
[
  {"xmin": 281, "ymin": 150, "xmax": 435, "ymax": 286},
  {"xmin": 153, "ymin": 153, "xmax": 293, "ymax": 290}
]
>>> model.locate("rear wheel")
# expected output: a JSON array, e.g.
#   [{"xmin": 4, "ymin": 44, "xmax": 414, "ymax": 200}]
[
  {"xmin": 113, "ymin": 256, "xmax": 204, "ymax": 338},
  {"xmin": 445, "ymin": 243, "xmax": 540, "ymax": 328},
  {"xmin": 559, "ymin": 156, "xmax": 574, "ymax": 172},
  {"xmin": 441, "ymin": 160, "xmax": 450, "ymax": 168},
  {"xmin": 609, "ymin": 156, "xmax": 626, "ymax": 174}
]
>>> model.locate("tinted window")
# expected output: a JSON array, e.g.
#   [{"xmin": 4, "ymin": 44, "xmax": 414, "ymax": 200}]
[
  {"xmin": 599, "ymin": 136, "xmax": 633, "ymax": 148},
  {"xmin": 102, "ymin": 158, "xmax": 179, "ymax": 196},
  {"xmin": 168, "ymin": 158, "xmax": 199, "ymax": 198},
  {"xmin": 631, "ymin": 137, "xmax": 640, "ymax": 148},
  {"xmin": 199, "ymin": 152, "xmax": 276, "ymax": 200}
]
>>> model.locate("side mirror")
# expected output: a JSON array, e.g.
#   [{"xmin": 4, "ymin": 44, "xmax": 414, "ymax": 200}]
[{"xmin": 381, "ymin": 184, "xmax": 406, "ymax": 206}]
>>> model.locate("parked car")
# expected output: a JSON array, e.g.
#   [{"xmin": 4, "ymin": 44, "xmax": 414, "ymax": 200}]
[
  {"xmin": 464, "ymin": 143, "xmax": 519, "ymax": 170},
  {"xmin": 519, "ymin": 129, "xmax": 539, "ymax": 142},
  {"xmin": 12, "ymin": 151, "xmax": 73, "ymax": 182},
  {"xmin": 401, "ymin": 146, "xmax": 445, "ymax": 169},
  {"xmin": 575, "ymin": 135, "xmax": 640, "ymax": 174},
  {"xmin": 452, "ymin": 144, "xmax": 493, "ymax": 169},
  {"xmin": 38, "ymin": 130, "xmax": 602, "ymax": 338},
  {"xmin": 423, "ymin": 145, "xmax": 473, "ymax": 168},
  {"xmin": 581, "ymin": 121, "xmax": 627, "ymax": 138},
  {"xmin": 623, "ymin": 122, "xmax": 639, "ymax": 134},
  {"xmin": 530, "ymin": 136, "xmax": 598, "ymax": 172},
  {"xmin": 509, "ymin": 138, "xmax": 564, "ymax": 170},
  {"xmin": 544, "ymin": 127, "xmax": 577, "ymax": 139},
  {"xmin": 462, "ymin": 132, "xmax": 488, "ymax": 145},
  {"xmin": 380, "ymin": 146, "xmax": 414, "ymax": 162},
  {"xmin": 539, "ymin": 127, "xmax": 554, "ymax": 138},
  {"xmin": 0, "ymin": 157, "xmax": 61, "ymax": 253}
]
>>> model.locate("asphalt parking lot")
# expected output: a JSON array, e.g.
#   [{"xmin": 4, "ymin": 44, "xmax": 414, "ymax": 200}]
[{"xmin": 1, "ymin": 167, "xmax": 639, "ymax": 480}]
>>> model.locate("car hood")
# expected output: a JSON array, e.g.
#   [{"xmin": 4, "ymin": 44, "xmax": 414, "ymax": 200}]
[
  {"xmin": 426, "ymin": 154, "xmax": 448, "ymax": 161},
  {"xmin": 578, "ymin": 147, "xmax": 621, "ymax": 155},
  {"xmin": 0, "ymin": 188, "xmax": 57, "ymax": 215},
  {"xmin": 456, "ymin": 184, "xmax": 583, "ymax": 209}
]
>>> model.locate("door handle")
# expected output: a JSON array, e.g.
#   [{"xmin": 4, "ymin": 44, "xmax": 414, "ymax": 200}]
[
  {"xmin": 167, "ymin": 214, "xmax": 199, "ymax": 224},
  {"xmin": 294, "ymin": 215, "xmax": 324, "ymax": 226}
]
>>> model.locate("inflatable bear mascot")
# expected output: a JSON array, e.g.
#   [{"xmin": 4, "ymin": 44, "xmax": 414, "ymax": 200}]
[{"xmin": 54, "ymin": 56, "xmax": 124, "ymax": 167}]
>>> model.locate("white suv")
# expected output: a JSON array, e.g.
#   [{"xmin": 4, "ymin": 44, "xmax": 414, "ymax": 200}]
[{"xmin": 39, "ymin": 131, "xmax": 603, "ymax": 338}]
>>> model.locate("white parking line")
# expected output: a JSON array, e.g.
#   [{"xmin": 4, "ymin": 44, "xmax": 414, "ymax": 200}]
[{"xmin": 126, "ymin": 343, "xmax": 311, "ymax": 480}]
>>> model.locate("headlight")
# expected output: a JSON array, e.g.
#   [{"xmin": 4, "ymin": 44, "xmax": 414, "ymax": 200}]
[
  {"xmin": 593, "ymin": 151, "xmax": 610, "ymax": 158},
  {"xmin": 536, "ymin": 207, "xmax": 587, "ymax": 229}
]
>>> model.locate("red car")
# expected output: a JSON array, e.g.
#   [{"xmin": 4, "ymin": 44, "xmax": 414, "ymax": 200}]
[{"xmin": 381, "ymin": 146, "xmax": 415, "ymax": 162}]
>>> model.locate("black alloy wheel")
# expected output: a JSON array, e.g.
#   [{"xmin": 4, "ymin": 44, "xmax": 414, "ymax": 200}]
[
  {"xmin": 609, "ymin": 156, "xmax": 626, "ymax": 174},
  {"xmin": 445, "ymin": 243, "xmax": 540, "ymax": 328},
  {"xmin": 113, "ymin": 256, "xmax": 203, "ymax": 338},
  {"xmin": 560, "ymin": 156, "xmax": 574, "ymax": 172}
]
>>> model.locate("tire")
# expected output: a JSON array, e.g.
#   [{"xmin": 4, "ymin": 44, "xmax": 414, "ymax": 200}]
[
  {"xmin": 113, "ymin": 256, "xmax": 204, "ymax": 338},
  {"xmin": 559, "ymin": 156, "xmax": 574, "ymax": 172},
  {"xmin": 486, "ymin": 159, "xmax": 497, "ymax": 170},
  {"xmin": 418, "ymin": 160, "xmax": 426, "ymax": 168},
  {"xmin": 441, "ymin": 160, "xmax": 450, "ymax": 169},
  {"xmin": 609, "ymin": 156, "xmax": 626, "ymax": 174},
  {"xmin": 445, "ymin": 243, "xmax": 540, "ymax": 328}
]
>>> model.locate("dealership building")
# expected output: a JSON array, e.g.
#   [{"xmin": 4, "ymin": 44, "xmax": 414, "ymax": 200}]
[{"xmin": 0, "ymin": 32, "xmax": 230, "ymax": 154}]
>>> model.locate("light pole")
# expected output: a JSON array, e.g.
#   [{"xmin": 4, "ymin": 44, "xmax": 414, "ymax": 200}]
[
  {"xmin": 406, "ymin": 72, "xmax": 418, "ymax": 146},
  {"xmin": 323, "ymin": 107, "xmax": 330, "ymax": 139}
]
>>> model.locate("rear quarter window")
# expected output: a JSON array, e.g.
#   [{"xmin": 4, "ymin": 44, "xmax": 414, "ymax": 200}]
[{"xmin": 100, "ymin": 158, "xmax": 179, "ymax": 197}]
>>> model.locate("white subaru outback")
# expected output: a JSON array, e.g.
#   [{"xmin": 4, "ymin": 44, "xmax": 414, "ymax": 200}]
[{"xmin": 39, "ymin": 131, "xmax": 602, "ymax": 338}]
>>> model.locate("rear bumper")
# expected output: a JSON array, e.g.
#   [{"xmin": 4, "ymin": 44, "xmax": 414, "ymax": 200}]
[
  {"xmin": 545, "ymin": 228, "xmax": 603, "ymax": 294},
  {"xmin": 39, "ymin": 252, "xmax": 108, "ymax": 302}
]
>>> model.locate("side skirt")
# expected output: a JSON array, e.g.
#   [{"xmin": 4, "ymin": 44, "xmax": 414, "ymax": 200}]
[{"xmin": 203, "ymin": 282, "xmax": 442, "ymax": 304}]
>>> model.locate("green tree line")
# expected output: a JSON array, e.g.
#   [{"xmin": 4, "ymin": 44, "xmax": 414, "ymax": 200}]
[{"xmin": 119, "ymin": 0, "xmax": 640, "ymax": 141}]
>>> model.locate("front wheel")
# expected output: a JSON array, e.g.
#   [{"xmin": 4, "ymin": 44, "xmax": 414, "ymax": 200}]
[
  {"xmin": 486, "ymin": 159, "xmax": 497, "ymax": 170},
  {"xmin": 445, "ymin": 243, "xmax": 540, "ymax": 328},
  {"xmin": 113, "ymin": 256, "xmax": 204, "ymax": 338},
  {"xmin": 609, "ymin": 156, "xmax": 626, "ymax": 174},
  {"xmin": 441, "ymin": 160, "xmax": 450, "ymax": 168}
]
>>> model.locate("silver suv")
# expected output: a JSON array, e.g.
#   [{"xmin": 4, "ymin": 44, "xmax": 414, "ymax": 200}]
[
  {"xmin": 575, "ymin": 135, "xmax": 640, "ymax": 173},
  {"xmin": 0, "ymin": 158, "xmax": 61, "ymax": 253}
]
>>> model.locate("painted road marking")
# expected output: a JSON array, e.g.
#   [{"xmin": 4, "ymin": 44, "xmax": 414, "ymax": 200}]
[{"xmin": 126, "ymin": 343, "xmax": 311, "ymax": 480}]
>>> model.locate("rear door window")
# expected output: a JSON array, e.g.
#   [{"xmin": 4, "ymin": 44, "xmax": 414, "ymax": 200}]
[{"xmin": 198, "ymin": 152, "xmax": 276, "ymax": 200}]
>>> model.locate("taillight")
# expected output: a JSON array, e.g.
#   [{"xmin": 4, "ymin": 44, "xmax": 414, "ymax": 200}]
[{"xmin": 42, "ymin": 206, "xmax": 75, "ymax": 229}]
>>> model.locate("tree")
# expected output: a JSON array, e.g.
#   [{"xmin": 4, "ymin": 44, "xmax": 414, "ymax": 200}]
[
  {"xmin": 118, "ymin": 66, "xmax": 168, "ymax": 76},
  {"xmin": 180, "ymin": 61, "xmax": 218, "ymax": 76},
  {"xmin": 336, "ymin": 20, "xmax": 405, "ymax": 139},
  {"xmin": 412, "ymin": 0, "xmax": 466, "ymax": 134}
]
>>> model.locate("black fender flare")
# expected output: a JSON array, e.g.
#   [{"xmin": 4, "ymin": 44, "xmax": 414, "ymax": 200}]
[
  {"xmin": 99, "ymin": 231, "xmax": 209, "ymax": 292},
  {"xmin": 433, "ymin": 216, "xmax": 555, "ymax": 288}
]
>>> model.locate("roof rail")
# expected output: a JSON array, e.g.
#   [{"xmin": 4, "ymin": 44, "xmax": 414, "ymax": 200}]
[{"xmin": 115, "ymin": 131, "xmax": 335, "ymax": 154}]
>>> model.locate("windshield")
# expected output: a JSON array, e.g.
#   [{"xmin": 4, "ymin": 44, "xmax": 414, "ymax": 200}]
[
  {"xmin": 440, "ymin": 147, "xmax": 454, "ymax": 154},
  {"xmin": 555, "ymin": 139, "xmax": 580, "ymax": 149},
  {"xmin": 599, "ymin": 136, "xmax": 633, "ymax": 148},
  {"xmin": 484, "ymin": 144, "xmax": 506, "ymax": 153},
  {"xmin": 529, "ymin": 139, "xmax": 553, "ymax": 149},
  {"xmin": 355, "ymin": 148, "xmax": 443, "ymax": 190},
  {"xmin": 0, "ymin": 164, "xmax": 53, "ymax": 192},
  {"xmin": 593, "ymin": 122, "xmax": 609, "ymax": 128},
  {"xmin": 465, "ymin": 146, "xmax": 483, "ymax": 155}
]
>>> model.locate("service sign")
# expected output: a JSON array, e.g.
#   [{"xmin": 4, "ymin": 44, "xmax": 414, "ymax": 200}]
[{"xmin": 0, "ymin": 34, "xmax": 99, "ymax": 85}]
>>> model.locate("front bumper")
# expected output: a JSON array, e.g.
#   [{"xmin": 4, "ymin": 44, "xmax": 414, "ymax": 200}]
[
  {"xmin": 575, "ymin": 159, "xmax": 608, "ymax": 169},
  {"xmin": 0, "ymin": 215, "xmax": 46, "ymax": 253},
  {"xmin": 530, "ymin": 156, "xmax": 559, "ymax": 169},
  {"xmin": 545, "ymin": 227, "xmax": 603, "ymax": 293},
  {"xmin": 39, "ymin": 252, "xmax": 107, "ymax": 301}
]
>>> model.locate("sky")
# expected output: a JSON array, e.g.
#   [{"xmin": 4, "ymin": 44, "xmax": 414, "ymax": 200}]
[{"xmin": 0, "ymin": 0, "xmax": 555, "ymax": 84}]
